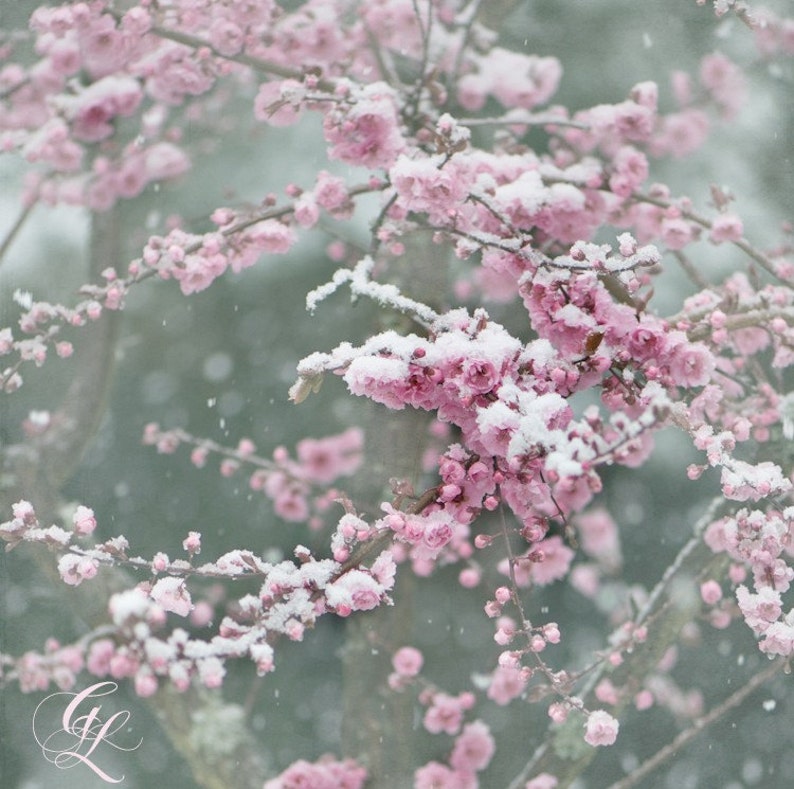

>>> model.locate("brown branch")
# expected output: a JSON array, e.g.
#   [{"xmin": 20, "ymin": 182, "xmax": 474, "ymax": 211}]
[{"xmin": 633, "ymin": 192, "xmax": 786, "ymax": 284}]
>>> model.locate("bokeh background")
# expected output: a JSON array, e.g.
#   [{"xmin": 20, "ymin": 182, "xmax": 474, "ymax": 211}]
[{"xmin": 1, "ymin": 1, "xmax": 792, "ymax": 787}]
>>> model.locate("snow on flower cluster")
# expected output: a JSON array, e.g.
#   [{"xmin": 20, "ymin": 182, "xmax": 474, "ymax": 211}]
[
  {"xmin": 295, "ymin": 300, "xmax": 675, "ymax": 576},
  {"xmin": 0, "ymin": 500, "xmax": 395, "ymax": 694}
]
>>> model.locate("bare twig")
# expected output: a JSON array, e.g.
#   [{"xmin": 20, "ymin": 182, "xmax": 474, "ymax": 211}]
[{"xmin": 607, "ymin": 658, "xmax": 787, "ymax": 789}]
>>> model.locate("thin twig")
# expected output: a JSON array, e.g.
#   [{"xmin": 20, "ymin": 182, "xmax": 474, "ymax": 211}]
[
  {"xmin": 633, "ymin": 192, "xmax": 786, "ymax": 284},
  {"xmin": 0, "ymin": 200, "xmax": 36, "ymax": 266},
  {"xmin": 607, "ymin": 658, "xmax": 787, "ymax": 789}
]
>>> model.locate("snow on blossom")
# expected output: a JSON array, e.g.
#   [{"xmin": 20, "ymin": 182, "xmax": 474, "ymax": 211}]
[
  {"xmin": 325, "ymin": 569, "xmax": 387, "ymax": 615},
  {"xmin": 390, "ymin": 154, "xmax": 470, "ymax": 220},
  {"xmin": 720, "ymin": 460, "xmax": 792, "ymax": 502},
  {"xmin": 666, "ymin": 336, "xmax": 715, "ymax": 387},
  {"xmin": 109, "ymin": 588, "xmax": 155, "ymax": 626},
  {"xmin": 736, "ymin": 585, "xmax": 783, "ymax": 632},
  {"xmin": 758, "ymin": 617, "xmax": 794, "ymax": 657},
  {"xmin": 57, "ymin": 553, "xmax": 99, "ymax": 586},
  {"xmin": 150, "ymin": 576, "xmax": 193, "ymax": 617},
  {"xmin": 142, "ymin": 142, "xmax": 190, "ymax": 183},
  {"xmin": 584, "ymin": 710, "xmax": 619, "ymax": 746},
  {"xmin": 323, "ymin": 83, "xmax": 406, "ymax": 169},
  {"xmin": 449, "ymin": 720, "xmax": 496, "ymax": 773},
  {"xmin": 67, "ymin": 75, "xmax": 142, "ymax": 142}
]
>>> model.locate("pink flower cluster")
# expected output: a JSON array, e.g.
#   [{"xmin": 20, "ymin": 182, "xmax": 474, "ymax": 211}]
[
  {"xmin": 0, "ymin": 500, "xmax": 396, "ymax": 694},
  {"xmin": 296, "ymin": 301, "xmax": 674, "ymax": 583},
  {"xmin": 263, "ymin": 755, "xmax": 367, "ymax": 789},
  {"xmin": 705, "ymin": 507, "xmax": 794, "ymax": 656}
]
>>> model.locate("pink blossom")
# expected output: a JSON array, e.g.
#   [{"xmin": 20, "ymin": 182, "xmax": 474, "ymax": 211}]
[
  {"xmin": 709, "ymin": 214, "xmax": 743, "ymax": 243},
  {"xmin": 700, "ymin": 580, "xmax": 722, "ymax": 605},
  {"xmin": 246, "ymin": 219, "xmax": 296, "ymax": 255},
  {"xmin": 72, "ymin": 505, "xmax": 96, "ymax": 536},
  {"xmin": 667, "ymin": 339, "xmax": 715, "ymax": 387},
  {"xmin": 736, "ymin": 585, "xmax": 782, "ymax": 632},
  {"xmin": 576, "ymin": 509, "xmax": 621, "ymax": 568},
  {"xmin": 143, "ymin": 143, "xmax": 191, "ymax": 183},
  {"xmin": 150, "ymin": 576, "xmax": 193, "ymax": 617},
  {"xmin": 254, "ymin": 80, "xmax": 304, "ymax": 127},
  {"xmin": 135, "ymin": 670, "xmax": 158, "ymax": 697},
  {"xmin": 759, "ymin": 619, "xmax": 794, "ymax": 657},
  {"xmin": 70, "ymin": 76, "xmax": 142, "ymax": 142},
  {"xmin": 323, "ymin": 84, "xmax": 406, "ymax": 169},
  {"xmin": 450, "ymin": 720, "xmax": 495, "ymax": 773},
  {"xmin": 58, "ymin": 554, "xmax": 99, "ymax": 586},
  {"xmin": 182, "ymin": 531, "xmax": 201, "ymax": 554},
  {"xmin": 325, "ymin": 569, "xmax": 385, "ymax": 614},
  {"xmin": 700, "ymin": 52, "xmax": 746, "ymax": 119},
  {"xmin": 423, "ymin": 692, "xmax": 471, "ymax": 735},
  {"xmin": 584, "ymin": 710, "xmax": 619, "ymax": 746},
  {"xmin": 487, "ymin": 665, "xmax": 527, "ymax": 705},
  {"xmin": 414, "ymin": 762, "xmax": 471, "ymax": 789},
  {"xmin": 265, "ymin": 757, "xmax": 367, "ymax": 789},
  {"xmin": 296, "ymin": 427, "xmax": 363, "ymax": 484},
  {"xmin": 313, "ymin": 170, "xmax": 350, "ymax": 213},
  {"xmin": 86, "ymin": 639, "xmax": 115, "ymax": 676},
  {"xmin": 390, "ymin": 155, "xmax": 469, "ymax": 220},
  {"xmin": 392, "ymin": 646, "xmax": 423, "ymax": 677}
]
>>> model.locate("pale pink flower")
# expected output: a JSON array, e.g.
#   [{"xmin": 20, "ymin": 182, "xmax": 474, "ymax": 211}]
[
  {"xmin": 700, "ymin": 580, "xmax": 723, "ymax": 605},
  {"xmin": 253, "ymin": 80, "xmax": 304, "ymax": 127},
  {"xmin": 143, "ymin": 143, "xmax": 190, "ymax": 183},
  {"xmin": 450, "ymin": 720, "xmax": 495, "ymax": 773},
  {"xmin": 392, "ymin": 646, "xmax": 423, "ymax": 677},
  {"xmin": 667, "ymin": 339, "xmax": 715, "ymax": 387},
  {"xmin": 584, "ymin": 710, "xmax": 619, "ymax": 746},
  {"xmin": 414, "ymin": 762, "xmax": 469, "ymax": 789},
  {"xmin": 58, "ymin": 554, "xmax": 99, "ymax": 586},
  {"xmin": 423, "ymin": 692, "xmax": 470, "ymax": 735},
  {"xmin": 324, "ymin": 84, "xmax": 406, "ymax": 169},
  {"xmin": 325, "ymin": 570, "xmax": 384, "ymax": 615},
  {"xmin": 709, "ymin": 214, "xmax": 743, "ymax": 243},
  {"xmin": 150, "ymin": 576, "xmax": 193, "ymax": 617},
  {"xmin": 182, "ymin": 531, "xmax": 201, "ymax": 554},
  {"xmin": 487, "ymin": 665, "xmax": 527, "ymax": 705},
  {"xmin": 72, "ymin": 505, "xmax": 96, "ymax": 536},
  {"xmin": 86, "ymin": 638, "xmax": 115, "ymax": 676}
]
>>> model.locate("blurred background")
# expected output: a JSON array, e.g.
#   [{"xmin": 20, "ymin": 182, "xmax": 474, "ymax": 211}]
[{"xmin": 1, "ymin": 1, "xmax": 792, "ymax": 787}]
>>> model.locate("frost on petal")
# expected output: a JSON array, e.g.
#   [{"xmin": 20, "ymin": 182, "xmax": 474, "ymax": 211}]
[
  {"xmin": 150, "ymin": 576, "xmax": 193, "ymax": 616},
  {"xmin": 325, "ymin": 570, "xmax": 384, "ymax": 614},
  {"xmin": 584, "ymin": 710, "xmax": 619, "ymax": 746},
  {"xmin": 57, "ymin": 553, "xmax": 99, "ymax": 586}
]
